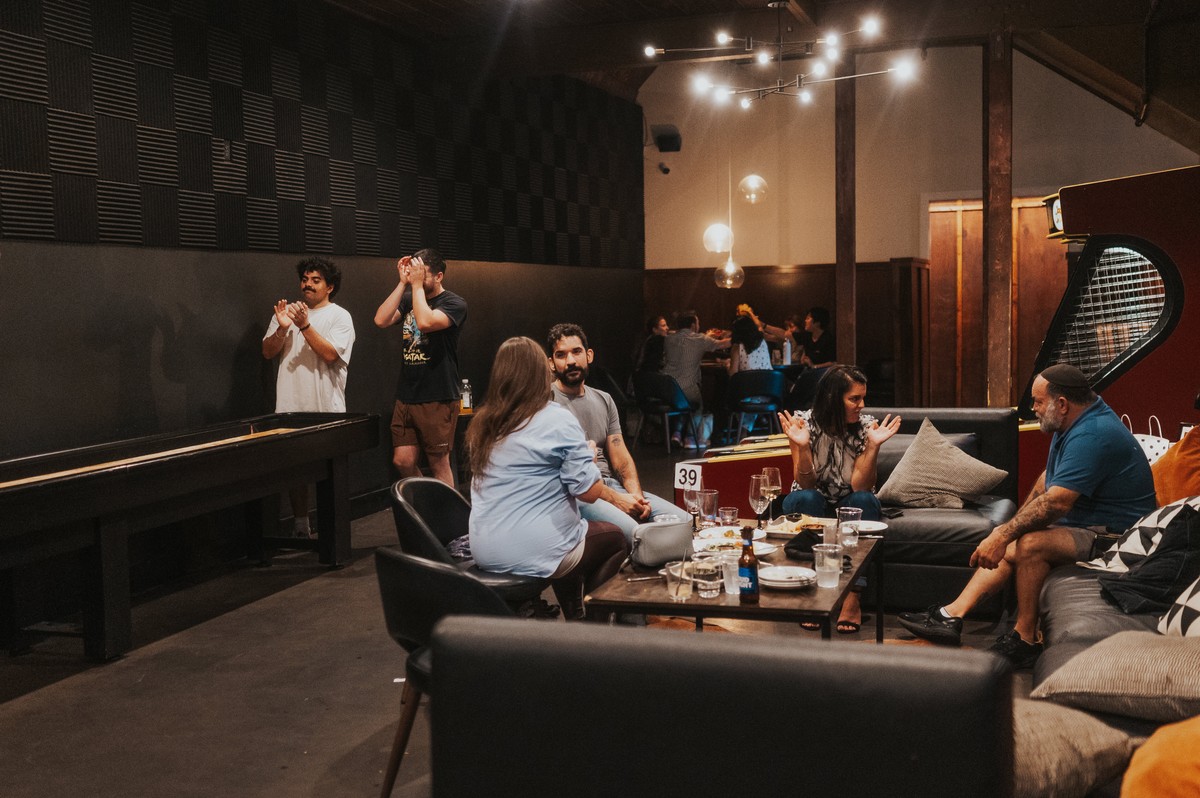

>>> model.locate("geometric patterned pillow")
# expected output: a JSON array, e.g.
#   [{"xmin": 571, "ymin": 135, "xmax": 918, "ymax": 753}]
[
  {"xmin": 1159, "ymin": 574, "xmax": 1200, "ymax": 637},
  {"xmin": 1078, "ymin": 497, "xmax": 1200, "ymax": 572}
]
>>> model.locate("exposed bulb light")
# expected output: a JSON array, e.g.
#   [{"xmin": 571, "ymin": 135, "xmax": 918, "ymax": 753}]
[
  {"xmin": 714, "ymin": 256, "xmax": 745, "ymax": 289},
  {"xmin": 892, "ymin": 59, "xmax": 917, "ymax": 81},
  {"xmin": 798, "ymin": 89, "xmax": 812, "ymax": 104},
  {"xmin": 811, "ymin": 61, "xmax": 828, "ymax": 77},
  {"xmin": 826, "ymin": 46, "xmax": 840, "ymax": 62},
  {"xmin": 716, "ymin": 31, "xmax": 731, "ymax": 45},
  {"xmin": 713, "ymin": 86, "xmax": 734, "ymax": 104},
  {"xmin": 739, "ymin": 97, "xmax": 752, "ymax": 110},
  {"xmin": 862, "ymin": 17, "xmax": 881, "ymax": 37},
  {"xmin": 756, "ymin": 50, "xmax": 770, "ymax": 65},
  {"xmin": 703, "ymin": 223, "xmax": 733, "ymax": 253},
  {"xmin": 825, "ymin": 32, "xmax": 840, "ymax": 47},
  {"xmin": 643, "ymin": 45, "xmax": 656, "ymax": 58},
  {"xmin": 738, "ymin": 174, "xmax": 767, "ymax": 204},
  {"xmin": 692, "ymin": 75, "xmax": 713, "ymax": 94}
]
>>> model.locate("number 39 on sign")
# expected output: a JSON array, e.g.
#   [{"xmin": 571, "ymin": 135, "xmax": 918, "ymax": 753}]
[{"xmin": 674, "ymin": 462, "xmax": 702, "ymax": 490}]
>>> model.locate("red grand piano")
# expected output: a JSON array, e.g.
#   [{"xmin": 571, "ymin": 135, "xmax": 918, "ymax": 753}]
[{"xmin": 0, "ymin": 413, "xmax": 378, "ymax": 660}]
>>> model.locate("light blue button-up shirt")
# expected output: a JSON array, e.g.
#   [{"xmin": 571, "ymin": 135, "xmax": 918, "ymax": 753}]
[{"xmin": 469, "ymin": 402, "xmax": 601, "ymax": 577}]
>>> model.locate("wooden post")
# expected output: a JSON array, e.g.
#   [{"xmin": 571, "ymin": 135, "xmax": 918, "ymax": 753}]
[{"xmin": 983, "ymin": 30, "xmax": 1014, "ymax": 406}]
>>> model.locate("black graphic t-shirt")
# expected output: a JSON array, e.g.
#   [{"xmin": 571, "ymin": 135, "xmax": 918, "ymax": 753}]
[{"xmin": 395, "ymin": 289, "xmax": 468, "ymax": 403}]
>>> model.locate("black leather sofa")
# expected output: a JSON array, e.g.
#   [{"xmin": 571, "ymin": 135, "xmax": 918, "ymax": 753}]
[
  {"xmin": 863, "ymin": 406, "xmax": 1020, "ymax": 610},
  {"xmin": 430, "ymin": 616, "xmax": 1014, "ymax": 798}
]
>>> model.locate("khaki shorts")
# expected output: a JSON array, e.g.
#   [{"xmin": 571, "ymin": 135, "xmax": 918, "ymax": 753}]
[
  {"xmin": 390, "ymin": 400, "xmax": 459, "ymax": 454},
  {"xmin": 1055, "ymin": 524, "xmax": 1107, "ymax": 561}
]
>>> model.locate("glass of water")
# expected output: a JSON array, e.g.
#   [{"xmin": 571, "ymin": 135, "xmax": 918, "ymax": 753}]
[
  {"xmin": 836, "ymin": 506, "xmax": 862, "ymax": 551},
  {"xmin": 813, "ymin": 543, "xmax": 841, "ymax": 588},
  {"xmin": 692, "ymin": 555, "xmax": 722, "ymax": 598}
]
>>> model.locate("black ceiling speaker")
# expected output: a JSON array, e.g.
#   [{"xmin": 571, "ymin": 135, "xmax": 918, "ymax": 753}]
[{"xmin": 651, "ymin": 124, "xmax": 682, "ymax": 153}]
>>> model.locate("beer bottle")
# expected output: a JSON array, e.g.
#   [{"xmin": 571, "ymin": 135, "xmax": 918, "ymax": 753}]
[{"xmin": 738, "ymin": 525, "xmax": 759, "ymax": 604}]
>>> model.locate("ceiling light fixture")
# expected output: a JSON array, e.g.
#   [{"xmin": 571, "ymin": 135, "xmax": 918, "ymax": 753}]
[{"xmin": 644, "ymin": 3, "xmax": 915, "ymax": 108}]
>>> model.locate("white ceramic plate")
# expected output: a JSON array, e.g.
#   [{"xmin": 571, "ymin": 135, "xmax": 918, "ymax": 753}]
[
  {"xmin": 759, "ymin": 565, "xmax": 816, "ymax": 583},
  {"xmin": 693, "ymin": 540, "xmax": 777, "ymax": 557},
  {"xmin": 857, "ymin": 520, "xmax": 888, "ymax": 533},
  {"xmin": 696, "ymin": 525, "xmax": 766, "ymax": 541}
]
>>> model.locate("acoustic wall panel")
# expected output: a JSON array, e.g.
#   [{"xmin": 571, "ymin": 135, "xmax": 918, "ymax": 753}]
[{"xmin": 0, "ymin": 0, "xmax": 644, "ymax": 265}]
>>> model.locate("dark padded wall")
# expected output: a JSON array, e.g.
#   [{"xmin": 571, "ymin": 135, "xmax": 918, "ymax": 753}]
[{"xmin": 0, "ymin": 0, "xmax": 648, "ymax": 499}]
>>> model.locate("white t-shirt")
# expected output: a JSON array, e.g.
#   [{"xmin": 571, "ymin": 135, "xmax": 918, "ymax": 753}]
[{"xmin": 264, "ymin": 303, "xmax": 356, "ymax": 412}]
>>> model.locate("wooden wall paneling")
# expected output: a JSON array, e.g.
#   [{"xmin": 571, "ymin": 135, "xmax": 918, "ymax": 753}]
[
  {"xmin": 960, "ymin": 207, "xmax": 988, "ymax": 406},
  {"xmin": 928, "ymin": 205, "xmax": 962, "ymax": 406}
]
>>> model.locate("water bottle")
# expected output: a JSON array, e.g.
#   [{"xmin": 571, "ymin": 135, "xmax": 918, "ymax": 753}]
[
  {"xmin": 782, "ymin": 337, "xmax": 792, "ymax": 364},
  {"xmin": 459, "ymin": 378, "xmax": 472, "ymax": 412}
]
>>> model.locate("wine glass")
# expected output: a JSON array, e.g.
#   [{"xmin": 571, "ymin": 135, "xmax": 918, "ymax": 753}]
[
  {"xmin": 761, "ymin": 467, "xmax": 781, "ymax": 524},
  {"xmin": 683, "ymin": 478, "xmax": 703, "ymax": 532},
  {"xmin": 748, "ymin": 474, "xmax": 770, "ymax": 529}
]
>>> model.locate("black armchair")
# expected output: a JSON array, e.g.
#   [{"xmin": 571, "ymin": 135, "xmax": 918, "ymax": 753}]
[
  {"xmin": 390, "ymin": 478, "xmax": 549, "ymax": 609},
  {"xmin": 373, "ymin": 547, "xmax": 513, "ymax": 798}
]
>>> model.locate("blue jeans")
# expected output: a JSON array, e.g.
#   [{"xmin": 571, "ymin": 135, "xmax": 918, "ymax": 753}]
[
  {"xmin": 781, "ymin": 489, "xmax": 882, "ymax": 521},
  {"xmin": 580, "ymin": 478, "xmax": 690, "ymax": 544}
]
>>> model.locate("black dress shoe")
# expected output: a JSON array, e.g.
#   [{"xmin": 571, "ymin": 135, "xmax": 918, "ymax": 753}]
[
  {"xmin": 897, "ymin": 605, "xmax": 963, "ymax": 646},
  {"xmin": 988, "ymin": 629, "xmax": 1044, "ymax": 669}
]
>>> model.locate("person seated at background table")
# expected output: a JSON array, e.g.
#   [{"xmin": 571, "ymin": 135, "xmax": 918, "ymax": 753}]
[
  {"xmin": 777, "ymin": 365, "xmax": 901, "ymax": 633},
  {"xmin": 631, "ymin": 314, "xmax": 669, "ymax": 375},
  {"xmin": 548, "ymin": 323, "xmax": 687, "ymax": 541},
  {"xmin": 662, "ymin": 312, "xmax": 730, "ymax": 448},
  {"xmin": 466, "ymin": 337, "xmax": 631, "ymax": 620},
  {"xmin": 727, "ymin": 303, "xmax": 773, "ymax": 374},
  {"xmin": 796, "ymin": 306, "xmax": 836, "ymax": 369},
  {"xmin": 784, "ymin": 307, "xmax": 836, "ymax": 410}
]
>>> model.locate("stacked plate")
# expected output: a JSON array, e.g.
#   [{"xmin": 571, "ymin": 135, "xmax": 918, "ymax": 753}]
[{"xmin": 758, "ymin": 565, "xmax": 817, "ymax": 590}]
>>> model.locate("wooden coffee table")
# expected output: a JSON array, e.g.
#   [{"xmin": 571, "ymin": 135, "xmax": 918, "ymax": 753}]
[{"xmin": 586, "ymin": 537, "xmax": 883, "ymax": 641}]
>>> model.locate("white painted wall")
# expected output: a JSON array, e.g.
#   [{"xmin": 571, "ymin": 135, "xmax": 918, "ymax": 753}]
[{"xmin": 640, "ymin": 47, "xmax": 1197, "ymax": 269}]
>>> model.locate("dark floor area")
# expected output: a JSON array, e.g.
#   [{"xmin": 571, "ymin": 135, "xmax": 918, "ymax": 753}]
[{"xmin": 0, "ymin": 439, "xmax": 1030, "ymax": 796}]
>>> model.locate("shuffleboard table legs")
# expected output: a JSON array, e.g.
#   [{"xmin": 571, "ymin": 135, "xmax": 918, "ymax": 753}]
[
  {"xmin": 82, "ymin": 519, "xmax": 131, "ymax": 661},
  {"xmin": 315, "ymin": 456, "xmax": 351, "ymax": 567}
]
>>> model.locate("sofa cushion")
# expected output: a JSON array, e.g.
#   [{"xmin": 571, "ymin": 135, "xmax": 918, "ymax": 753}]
[
  {"xmin": 878, "ymin": 419, "xmax": 1007, "ymax": 509},
  {"xmin": 1097, "ymin": 496, "xmax": 1200, "ymax": 615},
  {"xmin": 1035, "ymin": 565, "xmax": 1160, "ymax": 685},
  {"xmin": 875, "ymin": 430, "xmax": 978, "ymax": 486},
  {"xmin": 1159, "ymin": 574, "xmax": 1200, "ymax": 637},
  {"xmin": 1031, "ymin": 630, "xmax": 1200, "ymax": 723},
  {"xmin": 882, "ymin": 497, "xmax": 1016, "ymax": 565},
  {"xmin": 1012, "ymin": 698, "xmax": 1135, "ymax": 798},
  {"xmin": 1152, "ymin": 426, "xmax": 1200, "ymax": 506},
  {"xmin": 1120, "ymin": 714, "xmax": 1200, "ymax": 798}
]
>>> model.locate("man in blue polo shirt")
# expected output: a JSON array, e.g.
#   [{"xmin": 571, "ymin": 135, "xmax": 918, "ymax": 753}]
[{"xmin": 898, "ymin": 363, "xmax": 1155, "ymax": 667}]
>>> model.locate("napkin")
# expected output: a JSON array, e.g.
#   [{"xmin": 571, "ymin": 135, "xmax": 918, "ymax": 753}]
[{"xmin": 783, "ymin": 529, "xmax": 851, "ymax": 570}]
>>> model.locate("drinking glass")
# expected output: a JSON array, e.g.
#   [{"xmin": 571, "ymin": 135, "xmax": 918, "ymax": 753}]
[
  {"xmin": 761, "ymin": 467, "xmax": 782, "ymax": 524},
  {"xmin": 692, "ymin": 555, "xmax": 722, "ymax": 598},
  {"xmin": 748, "ymin": 474, "xmax": 769, "ymax": 529},
  {"xmin": 697, "ymin": 489, "xmax": 719, "ymax": 528},
  {"xmin": 813, "ymin": 543, "xmax": 841, "ymax": 588},
  {"xmin": 665, "ymin": 560, "xmax": 693, "ymax": 601},
  {"xmin": 718, "ymin": 506, "xmax": 739, "ymax": 525},
  {"xmin": 836, "ymin": 506, "xmax": 862, "ymax": 551},
  {"xmin": 682, "ymin": 478, "xmax": 703, "ymax": 532}
]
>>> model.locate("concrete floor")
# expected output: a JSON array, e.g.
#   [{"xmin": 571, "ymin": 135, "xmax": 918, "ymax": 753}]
[{"xmin": 0, "ymin": 440, "xmax": 1029, "ymax": 797}]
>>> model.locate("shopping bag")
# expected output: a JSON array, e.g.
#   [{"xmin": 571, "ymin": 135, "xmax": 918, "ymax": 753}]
[{"xmin": 1122, "ymin": 414, "xmax": 1172, "ymax": 465}]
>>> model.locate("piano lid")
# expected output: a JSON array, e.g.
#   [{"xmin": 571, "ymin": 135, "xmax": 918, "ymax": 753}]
[{"xmin": 1020, "ymin": 166, "xmax": 1199, "ymax": 424}]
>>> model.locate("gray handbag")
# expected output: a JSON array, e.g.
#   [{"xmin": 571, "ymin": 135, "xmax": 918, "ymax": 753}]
[{"xmin": 629, "ymin": 516, "xmax": 694, "ymax": 568}]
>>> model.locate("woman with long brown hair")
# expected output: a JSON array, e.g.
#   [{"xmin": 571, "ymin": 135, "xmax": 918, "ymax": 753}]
[
  {"xmin": 777, "ymin": 364, "xmax": 901, "ymax": 633},
  {"xmin": 466, "ymin": 337, "xmax": 629, "ymax": 619}
]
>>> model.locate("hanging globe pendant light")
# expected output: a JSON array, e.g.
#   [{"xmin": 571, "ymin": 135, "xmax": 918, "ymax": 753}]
[
  {"xmin": 702, "ymin": 223, "xmax": 733, "ymax": 253},
  {"xmin": 714, "ymin": 255, "xmax": 745, "ymax": 288}
]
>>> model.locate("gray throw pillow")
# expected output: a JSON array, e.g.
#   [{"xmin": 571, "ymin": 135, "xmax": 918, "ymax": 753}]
[
  {"xmin": 877, "ymin": 418, "xmax": 1007, "ymax": 509},
  {"xmin": 1030, "ymin": 630, "xmax": 1200, "ymax": 722},
  {"xmin": 1012, "ymin": 698, "xmax": 1135, "ymax": 798}
]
